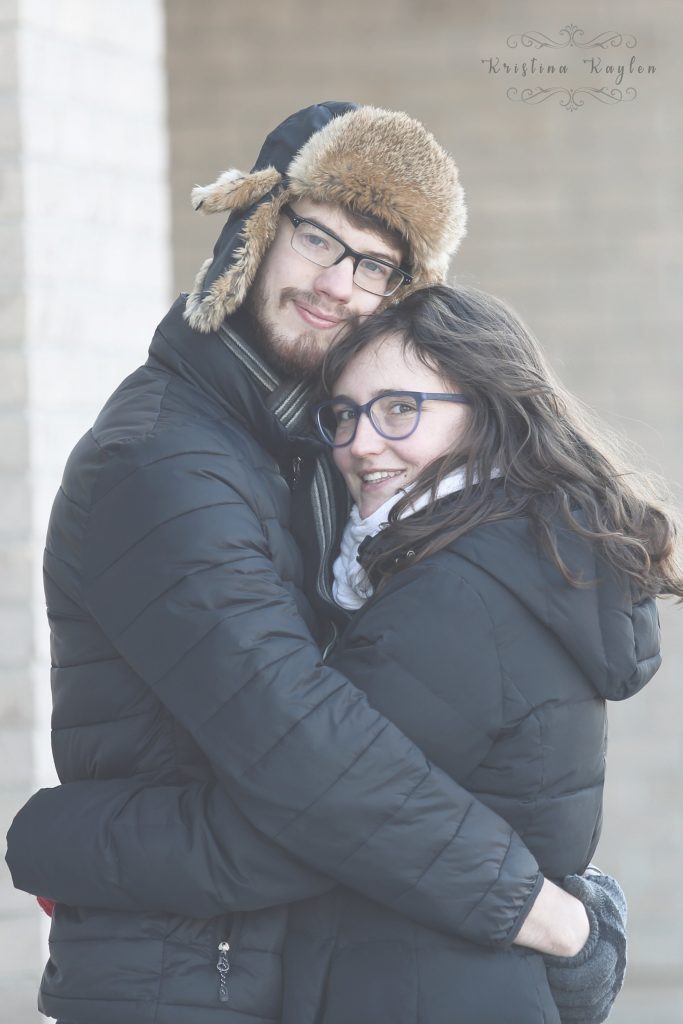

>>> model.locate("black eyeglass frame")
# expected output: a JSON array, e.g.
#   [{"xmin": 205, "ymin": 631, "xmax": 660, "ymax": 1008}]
[
  {"xmin": 313, "ymin": 390, "xmax": 472, "ymax": 448},
  {"xmin": 282, "ymin": 205, "xmax": 412, "ymax": 297}
]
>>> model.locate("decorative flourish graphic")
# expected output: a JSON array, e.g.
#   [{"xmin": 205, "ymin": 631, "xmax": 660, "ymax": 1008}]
[
  {"xmin": 481, "ymin": 25, "xmax": 655, "ymax": 111},
  {"xmin": 507, "ymin": 26, "xmax": 637, "ymax": 50},
  {"xmin": 506, "ymin": 86, "xmax": 638, "ymax": 111}
]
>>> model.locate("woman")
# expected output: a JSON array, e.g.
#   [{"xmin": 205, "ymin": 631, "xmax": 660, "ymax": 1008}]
[
  {"xmin": 273, "ymin": 282, "xmax": 682, "ymax": 1022},
  {"xmin": 9, "ymin": 285, "xmax": 679, "ymax": 1023}
]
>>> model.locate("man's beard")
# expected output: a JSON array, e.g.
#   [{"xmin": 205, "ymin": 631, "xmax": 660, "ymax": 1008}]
[{"xmin": 244, "ymin": 283, "xmax": 349, "ymax": 380}]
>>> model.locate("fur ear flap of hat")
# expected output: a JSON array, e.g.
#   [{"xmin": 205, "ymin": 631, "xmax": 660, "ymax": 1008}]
[
  {"xmin": 184, "ymin": 104, "xmax": 467, "ymax": 333},
  {"xmin": 185, "ymin": 189, "xmax": 289, "ymax": 333},
  {"xmin": 190, "ymin": 167, "xmax": 283, "ymax": 215}
]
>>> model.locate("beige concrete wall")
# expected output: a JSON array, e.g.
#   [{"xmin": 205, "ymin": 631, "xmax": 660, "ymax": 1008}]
[
  {"xmin": 166, "ymin": 1, "xmax": 682, "ymax": 1021},
  {"xmin": 0, "ymin": 1, "xmax": 171, "ymax": 1020}
]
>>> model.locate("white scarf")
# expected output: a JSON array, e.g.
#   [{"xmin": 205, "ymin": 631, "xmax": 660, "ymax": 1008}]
[{"xmin": 332, "ymin": 468, "xmax": 470, "ymax": 611}]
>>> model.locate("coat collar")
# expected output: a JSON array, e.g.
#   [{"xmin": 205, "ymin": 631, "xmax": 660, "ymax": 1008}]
[{"xmin": 147, "ymin": 295, "xmax": 322, "ymax": 460}]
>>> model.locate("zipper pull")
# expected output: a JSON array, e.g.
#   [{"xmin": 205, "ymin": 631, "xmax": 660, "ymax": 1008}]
[
  {"xmin": 290, "ymin": 455, "xmax": 303, "ymax": 490},
  {"xmin": 216, "ymin": 940, "xmax": 231, "ymax": 1002},
  {"xmin": 321, "ymin": 620, "xmax": 339, "ymax": 661}
]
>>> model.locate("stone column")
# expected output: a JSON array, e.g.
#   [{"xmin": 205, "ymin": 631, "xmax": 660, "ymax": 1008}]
[{"xmin": 0, "ymin": 1, "xmax": 170, "ymax": 1018}]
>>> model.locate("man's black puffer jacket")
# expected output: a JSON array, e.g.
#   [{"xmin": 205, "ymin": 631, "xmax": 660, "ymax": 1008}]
[{"xmin": 6, "ymin": 297, "xmax": 564, "ymax": 1024}]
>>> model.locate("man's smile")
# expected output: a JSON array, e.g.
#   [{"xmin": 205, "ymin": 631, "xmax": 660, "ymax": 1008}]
[{"xmin": 293, "ymin": 300, "xmax": 344, "ymax": 329}]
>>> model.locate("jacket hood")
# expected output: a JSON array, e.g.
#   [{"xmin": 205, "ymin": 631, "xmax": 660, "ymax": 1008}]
[
  {"xmin": 184, "ymin": 101, "xmax": 467, "ymax": 333},
  {"xmin": 185, "ymin": 102, "xmax": 356, "ymax": 333},
  {"xmin": 451, "ymin": 517, "xmax": 660, "ymax": 702},
  {"xmin": 363, "ymin": 511, "xmax": 660, "ymax": 702}
]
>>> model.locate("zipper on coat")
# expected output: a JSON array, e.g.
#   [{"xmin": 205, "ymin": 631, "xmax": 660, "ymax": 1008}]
[
  {"xmin": 216, "ymin": 940, "xmax": 231, "ymax": 1002},
  {"xmin": 321, "ymin": 619, "xmax": 339, "ymax": 661},
  {"xmin": 290, "ymin": 455, "xmax": 303, "ymax": 490}
]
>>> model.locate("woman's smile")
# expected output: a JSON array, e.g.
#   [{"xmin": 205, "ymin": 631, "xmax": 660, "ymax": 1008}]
[{"xmin": 356, "ymin": 467, "xmax": 407, "ymax": 504}]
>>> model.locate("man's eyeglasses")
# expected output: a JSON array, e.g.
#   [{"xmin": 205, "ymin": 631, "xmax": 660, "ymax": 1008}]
[
  {"xmin": 282, "ymin": 205, "xmax": 412, "ymax": 297},
  {"xmin": 313, "ymin": 391, "xmax": 472, "ymax": 448}
]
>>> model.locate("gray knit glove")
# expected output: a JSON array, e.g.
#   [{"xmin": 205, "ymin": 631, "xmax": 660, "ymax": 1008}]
[{"xmin": 543, "ymin": 870, "xmax": 627, "ymax": 1023}]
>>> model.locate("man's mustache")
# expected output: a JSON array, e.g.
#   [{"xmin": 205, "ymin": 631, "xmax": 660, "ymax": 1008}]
[{"xmin": 279, "ymin": 289, "xmax": 351, "ymax": 322}]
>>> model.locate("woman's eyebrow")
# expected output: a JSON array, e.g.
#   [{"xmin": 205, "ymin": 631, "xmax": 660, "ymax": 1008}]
[{"xmin": 331, "ymin": 389, "xmax": 413, "ymax": 400}]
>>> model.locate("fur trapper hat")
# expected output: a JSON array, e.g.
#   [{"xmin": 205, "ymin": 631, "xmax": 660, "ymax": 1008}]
[{"xmin": 185, "ymin": 101, "xmax": 467, "ymax": 333}]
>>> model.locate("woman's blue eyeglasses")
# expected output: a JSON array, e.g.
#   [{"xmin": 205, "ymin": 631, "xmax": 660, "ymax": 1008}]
[{"xmin": 313, "ymin": 391, "xmax": 471, "ymax": 448}]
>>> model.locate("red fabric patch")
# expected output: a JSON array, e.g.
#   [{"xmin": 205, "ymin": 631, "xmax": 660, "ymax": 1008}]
[{"xmin": 37, "ymin": 896, "xmax": 55, "ymax": 917}]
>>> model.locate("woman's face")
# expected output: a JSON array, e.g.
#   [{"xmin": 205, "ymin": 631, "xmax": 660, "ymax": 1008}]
[{"xmin": 331, "ymin": 333, "xmax": 470, "ymax": 519}]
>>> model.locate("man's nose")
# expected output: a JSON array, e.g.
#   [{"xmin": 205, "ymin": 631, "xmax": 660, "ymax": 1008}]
[
  {"xmin": 349, "ymin": 412, "xmax": 385, "ymax": 456},
  {"xmin": 313, "ymin": 257, "xmax": 355, "ymax": 304}
]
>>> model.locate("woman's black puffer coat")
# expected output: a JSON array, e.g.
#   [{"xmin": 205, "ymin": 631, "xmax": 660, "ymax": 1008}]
[
  {"xmin": 279, "ymin": 514, "xmax": 661, "ymax": 1023},
  {"xmin": 6, "ymin": 297, "xmax": 582, "ymax": 1024}
]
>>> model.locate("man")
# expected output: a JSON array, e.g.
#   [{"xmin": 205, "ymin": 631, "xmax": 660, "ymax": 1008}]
[{"xmin": 6, "ymin": 102, "xmax": 637, "ymax": 1023}]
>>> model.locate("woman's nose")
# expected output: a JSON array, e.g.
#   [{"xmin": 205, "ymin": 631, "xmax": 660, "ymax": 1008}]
[{"xmin": 348, "ymin": 412, "xmax": 385, "ymax": 456}]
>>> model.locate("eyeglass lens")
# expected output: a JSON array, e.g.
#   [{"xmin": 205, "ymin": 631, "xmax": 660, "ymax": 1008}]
[
  {"xmin": 319, "ymin": 395, "xmax": 420, "ymax": 445},
  {"xmin": 291, "ymin": 221, "xmax": 403, "ymax": 297}
]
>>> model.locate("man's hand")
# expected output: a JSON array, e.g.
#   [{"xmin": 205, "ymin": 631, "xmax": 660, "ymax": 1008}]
[{"xmin": 514, "ymin": 877, "xmax": 590, "ymax": 956}]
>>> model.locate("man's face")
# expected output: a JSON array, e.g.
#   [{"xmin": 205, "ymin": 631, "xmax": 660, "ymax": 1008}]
[{"xmin": 245, "ymin": 200, "xmax": 404, "ymax": 377}]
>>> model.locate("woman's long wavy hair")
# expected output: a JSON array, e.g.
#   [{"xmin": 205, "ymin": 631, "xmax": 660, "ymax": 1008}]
[{"xmin": 321, "ymin": 284, "xmax": 683, "ymax": 598}]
